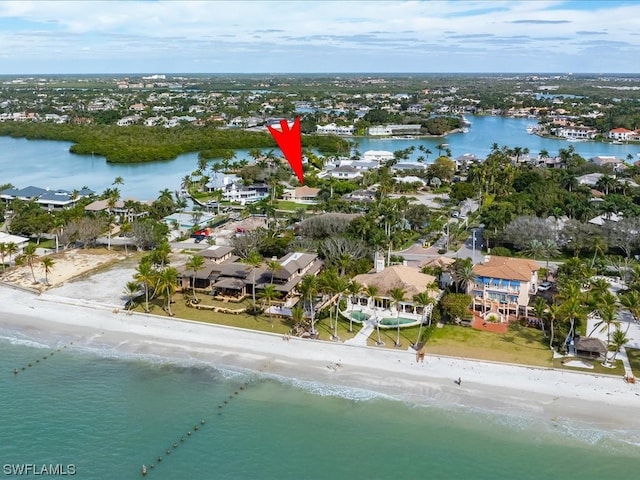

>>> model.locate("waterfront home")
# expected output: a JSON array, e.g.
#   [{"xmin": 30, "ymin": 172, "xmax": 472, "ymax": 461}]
[
  {"xmin": 316, "ymin": 123, "xmax": 354, "ymax": 135},
  {"xmin": 1, "ymin": 186, "xmax": 93, "ymax": 210},
  {"xmin": 470, "ymin": 256, "xmax": 540, "ymax": 321},
  {"xmin": 205, "ymin": 174, "xmax": 240, "ymax": 192},
  {"xmin": 162, "ymin": 211, "xmax": 216, "ymax": 232},
  {"xmin": 182, "ymin": 252, "xmax": 322, "ymax": 302},
  {"xmin": 576, "ymin": 172, "xmax": 605, "ymax": 187},
  {"xmin": 222, "ymin": 182, "xmax": 268, "ymax": 205},
  {"xmin": 552, "ymin": 125, "xmax": 598, "ymax": 141},
  {"xmin": 325, "ymin": 165, "xmax": 362, "ymax": 180},
  {"xmin": 363, "ymin": 150, "xmax": 394, "ymax": 163},
  {"xmin": 0, "ymin": 232, "xmax": 29, "ymax": 256},
  {"xmin": 367, "ymin": 124, "xmax": 422, "ymax": 136},
  {"xmin": 351, "ymin": 265, "xmax": 439, "ymax": 319},
  {"xmin": 282, "ymin": 186, "xmax": 321, "ymax": 204},
  {"xmin": 199, "ymin": 245, "xmax": 235, "ymax": 264},
  {"xmin": 608, "ymin": 127, "xmax": 639, "ymax": 142},
  {"xmin": 590, "ymin": 156, "xmax": 625, "ymax": 171},
  {"xmin": 84, "ymin": 198, "xmax": 151, "ymax": 222}
]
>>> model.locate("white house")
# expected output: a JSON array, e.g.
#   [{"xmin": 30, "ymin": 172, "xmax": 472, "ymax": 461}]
[
  {"xmin": 316, "ymin": 123, "xmax": 354, "ymax": 135},
  {"xmin": 608, "ymin": 127, "xmax": 635, "ymax": 141},
  {"xmin": 363, "ymin": 150, "xmax": 394, "ymax": 163},
  {"xmin": 0, "ymin": 232, "xmax": 29, "ymax": 257}
]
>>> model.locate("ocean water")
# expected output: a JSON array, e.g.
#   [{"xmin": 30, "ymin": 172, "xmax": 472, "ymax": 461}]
[{"xmin": 1, "ymin": 334, "xmax": 638, "ymax": 480}]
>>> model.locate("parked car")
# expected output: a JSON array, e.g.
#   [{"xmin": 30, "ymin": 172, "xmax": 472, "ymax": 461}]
[{"xmin": 537, "ymin": 281, "xmax": 552, "ymax": 292}]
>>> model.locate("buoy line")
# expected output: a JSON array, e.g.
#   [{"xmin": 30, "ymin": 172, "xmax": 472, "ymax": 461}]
[{"xmin": 140, "ymin": 361, "xmax": 273, "ymax": 475}]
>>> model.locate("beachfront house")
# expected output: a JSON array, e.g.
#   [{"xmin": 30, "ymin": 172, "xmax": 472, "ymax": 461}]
[
  {"xmin": 351, "ymin": 265, "xmax": 440, "ymax": 322},
  {"xmin": 470, "ymin": 256, "xmax": 540, "ymax": 321},
  {"xmin": 0, "ymin": 232, "xmax": 29, "ymax": 257}
]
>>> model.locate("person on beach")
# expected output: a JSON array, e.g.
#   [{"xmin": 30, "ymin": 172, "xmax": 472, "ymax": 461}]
[{"xmin": 454, "ymin": 377, "xmax": 462, "ymax": 385}]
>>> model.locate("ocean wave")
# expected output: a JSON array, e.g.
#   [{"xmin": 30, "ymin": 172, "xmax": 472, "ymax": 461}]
[
  {"xmin": 265, "ymin": 373, "xmax": 390, "ymax": 402},
  {"xmin": 0, "ymin": 334, "xmax": 51, "ymax": 350}
]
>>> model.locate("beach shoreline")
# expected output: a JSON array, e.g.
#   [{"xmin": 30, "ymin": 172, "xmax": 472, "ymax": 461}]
[{"xmin": 2, "ymin": 284, "xmax": 639, "ymax": 437}]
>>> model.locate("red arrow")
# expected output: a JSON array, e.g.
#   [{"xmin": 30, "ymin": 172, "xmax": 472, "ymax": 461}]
[{"xmin": 267, "ymin": 116, "xmax": 304, "ymax": 184}]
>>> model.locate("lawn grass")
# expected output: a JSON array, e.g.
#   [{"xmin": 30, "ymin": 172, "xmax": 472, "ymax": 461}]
[
  {"xmin": 423, "ymin": 323, "xmax": 554, "ymax": 366},
  {"xmin": 551, "ymin": 357, "xmax": 625, "ymax": 377},
  {"xmin": 366, "ymin": 324, "xmax": 423, "ymax": 349},
  {"xmin": 625, "ymin": 348, "xmax": 640, "ymax": 377},
  {"xmin": 133, "ymin": 295, "xmax": 358, "ymax": 341},
  {"xmin": 133, "ymin": 297, "xmax": 293, "ymax": 333},
  {"xmin": 275, "ymin": 201, "xmax": 309, "ymax": 211}
]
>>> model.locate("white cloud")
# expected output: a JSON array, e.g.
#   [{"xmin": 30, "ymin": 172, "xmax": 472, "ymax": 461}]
[{"xmin": 0, "ymin": 0, "xmax": 638, "ymax": 73}]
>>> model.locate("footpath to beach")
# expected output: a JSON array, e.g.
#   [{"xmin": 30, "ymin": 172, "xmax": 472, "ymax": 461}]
[{"xmin": 1, "ymin": 280, "xmax": 639, "ymax": 433}]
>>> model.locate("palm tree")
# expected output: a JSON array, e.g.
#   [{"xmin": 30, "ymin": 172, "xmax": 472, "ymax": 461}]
[
  {"xmin": 41, "ymin": 256, "xmax": 55, "ymax": 285},
  {"xmin": 346, "ymin": 280, "xmax": 363, "ymax": 332},
  {"xmin": 291, "ymin": 304, "xmax": 305, "ymax": 333},
  {"xmin": 532, "ymin": 296, "xmax": 548, "ymax": 337},
  {"xmin": 124, "ymin": 280, "xmax": 140, "ymax": 311},
  {"xmin": 267, "ymin": 259, "xmax": 281, "ymax": 284},
  {"xmin": 0, "ymin": 243, "xmax": 6, "ymax": 273},
  {"xmin": 389, "ymin": 287, "xmax": 406, "ymax": 347},
  {"xmin": 243, "ymin": 250, "xmax": 263, "ymax": 310},
  {"xmin": 18, "ymin": 244, "xmax": 38, "ymax": 284},
  {"xmin": 608, "ymin": 327, "xmax": 629, "ymax": 364},
  {"xmin": 113, "ymin": 176, "xmax": 124, "ymax": 186},
  {"xmin": 364, "ymin": 285, "xmax": 379, "ymax": 310},
  {"xmin": 258, "ymin": 284, "xmax": 281, "ymax": 322},
  {"xmin": 619, "ymin": 291, "xmax": 640, "ymax": 334},
  {"xmin": 6, "ymin": 242, "xmax": 18, "ymax": 267},
  {"xmin": 119, "ymin": 222, "xmax": 132, "ymax": 256},
  {"xmin": 134, "ymin": 260, "xmax": 155, "ymax": 313},
  {"xmin": 298, "ymin": 275, "xmax": 318, "ymax": 335},
  {"xmin": 452, "ymin": 258, "xmax": 476, "ymax": 293},
  {"xmin": 332, "ymin": 276, "xmax": 349, "ymax": 340},
  {"xmin": 186, "ymin": 254, "xmax": 205, "ymax": 302},
  {"xmin": 560, "ymin": 296, "xmax": 585, "ymax": 352},
  {"xmin": 590, "ymin": 293, "xmax": 620, "ymax": 345},
  {"xmin": 156, "ymin": 266, "xmax": 178, "ymax": 316},
  {"xmin": 412, "ymin": 291, "xmax": 433, "ymax": 348},
  {"xmin": 106, "ymin": 190, "xmax": 120, "ymax": 251},
  {"xmin": 546, "ymin": 303, "xmax": 561, "ymax": 350}
]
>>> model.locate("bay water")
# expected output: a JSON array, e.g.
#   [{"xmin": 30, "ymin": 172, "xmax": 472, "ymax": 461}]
[
  {"xmin": 1, "ymin": 334, "xmax": 638, "ymax": 480},
  {"xmin": 1, "ymin": 115, "xmax": 639, "ymax": 200}
]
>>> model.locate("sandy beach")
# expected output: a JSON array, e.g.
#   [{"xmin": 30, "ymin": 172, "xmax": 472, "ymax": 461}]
[
  {"xmin": 1, "ymin": 249, "xmax": 126, "ymax": 292},
  {"xmin": 2, "ymin": 281, "xmax": 639, "ymax": 434}
]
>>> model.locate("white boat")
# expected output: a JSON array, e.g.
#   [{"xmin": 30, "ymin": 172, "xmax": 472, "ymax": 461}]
[
  {"xmin": 526, "ymin": 124, "xmax": 535, "ymax": 134},
  {"xmin": 461, "ymin": 116, "xmax": 472, "ymax": 126}
]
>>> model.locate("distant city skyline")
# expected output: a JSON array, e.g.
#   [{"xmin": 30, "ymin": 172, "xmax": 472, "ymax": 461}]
[{"xmin": 0, "ymin": 0, "xmax": 639, "ymax": 75}]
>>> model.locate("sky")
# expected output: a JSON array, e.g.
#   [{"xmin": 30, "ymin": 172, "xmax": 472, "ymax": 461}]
[{"xmin": 0, "ymin": 0, "xmax": 639, "ymax": 74}]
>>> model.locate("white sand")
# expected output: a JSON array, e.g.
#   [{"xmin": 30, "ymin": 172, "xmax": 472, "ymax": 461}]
[
  {"xmin": 2, "ymin": 249, "xmax": 125, "ymax": 292},
  {"xmin": 2, "ymin": 284, "xmax": 639, "ymax": 432}
]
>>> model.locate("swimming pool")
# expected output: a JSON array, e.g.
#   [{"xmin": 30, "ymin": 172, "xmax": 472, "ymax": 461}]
[
  {"xmin": 380, "ymin": 317, "xmax": 416, "ymax": 326},
  {"xmin": 350, "ymin": 311, "xmax": 370, "ymax": 322}
]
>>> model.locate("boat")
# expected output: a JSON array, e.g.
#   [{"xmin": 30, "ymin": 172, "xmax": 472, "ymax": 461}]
[
  {"xmin": 461, "ymin": 128, "xmax": 469, "ymax": 133},
  {"xmin": 526, "ymin": 125, "xmax": 535, "ymax": 134},
  {"xmin": 461, "ymin": 116, "xmax": 472, "ymax": 126}
]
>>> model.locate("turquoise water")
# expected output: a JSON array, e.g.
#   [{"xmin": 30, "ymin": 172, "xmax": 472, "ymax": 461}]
[
  {"xmin": 349, "ymin": 311, "xmax": 369, "ymax": 322},
  {"xmin": 1, "ymin": 334, "xmax": 638, "ymax": 480},
  {"xmin": 380, "ymin": 317, "xmax": 415, "ymax": 326},
  {"xmin": 2, "ymin": 115, "xmax": 639, "ymax": 200}
]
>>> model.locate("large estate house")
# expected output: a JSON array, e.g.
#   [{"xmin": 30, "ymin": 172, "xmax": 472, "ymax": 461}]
[
  {"xmin": 1, "ymin": 186, "xmax": 93, "ymax": 210},
  {"xmin": 470, "ymin": 256, "xmax": 540, "ymax": 320},
  {"xmin": 179, "ymin": 251, "xmax": 322, "ymax": 303},
  {"xmin": 351, "ymin": 264, "xmax": 440, "ymax": 319}
]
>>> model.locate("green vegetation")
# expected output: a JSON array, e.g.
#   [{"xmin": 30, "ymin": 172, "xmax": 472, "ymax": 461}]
[
  {"xmin": 0, "ymin": 123, "xmax": 349, "ymax": 163},
  {"xmin": 425, "ymin": 323, "xmax": 553, "ymax": 366}
]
